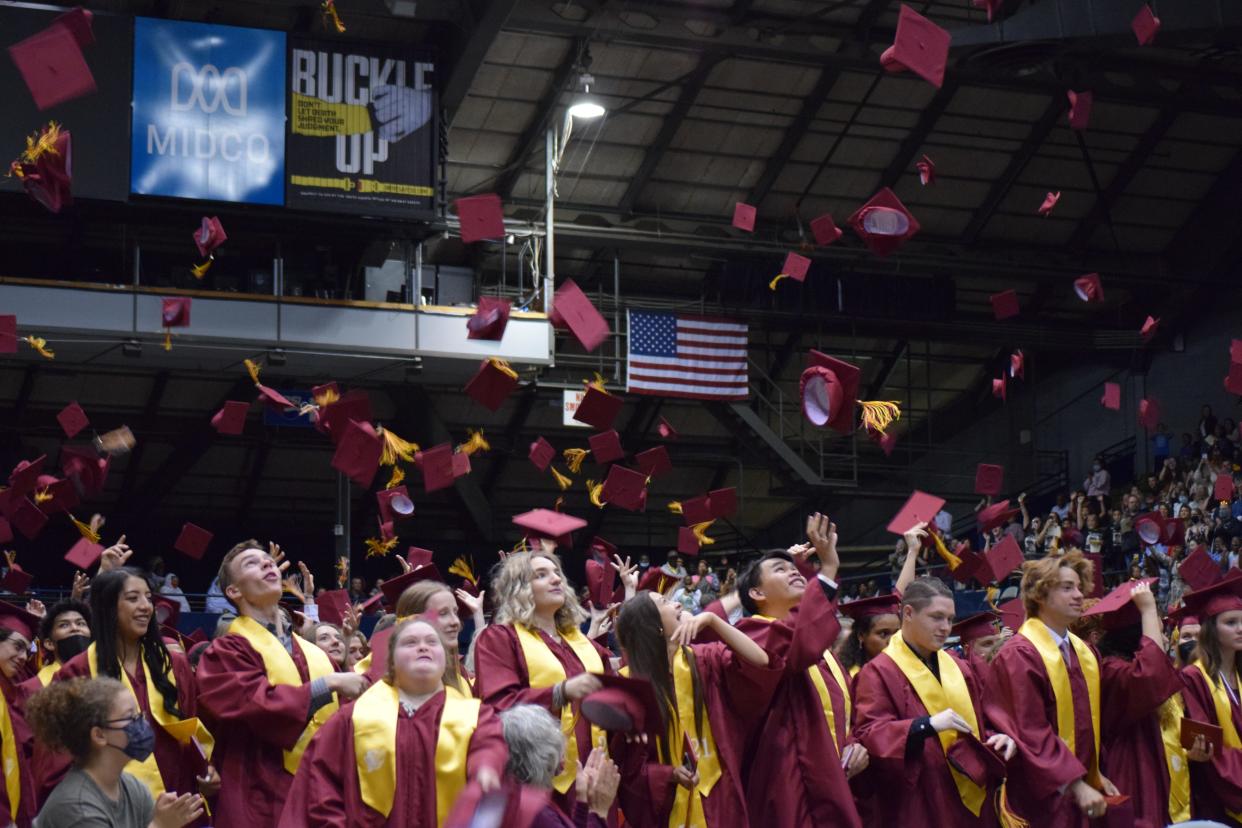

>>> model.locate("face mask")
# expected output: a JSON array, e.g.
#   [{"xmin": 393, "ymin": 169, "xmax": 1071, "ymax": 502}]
[
  {"xmin": 103, "ymin": 715, "xmax": 155, "ymax": 762},
  {"xmin": 53, "ymin": 634, "xmax": 90, "ymax": 663},
  {"xmin": 1178, "ymin": 641, "xmax": 1196, "ymax": 663},
  {"xmin": 1093, "ymin": 464, "xmax": 1101, "ymax": 472}
]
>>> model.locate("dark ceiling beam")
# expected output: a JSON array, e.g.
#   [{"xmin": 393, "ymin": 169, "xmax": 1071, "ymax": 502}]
[
  {"xmin": 961, "ymin": 96, "xmax": 1063, "ymax": 245},
  {"xmin": 865, "ymin": 340, "xmax": 908, "ymax": 400},
  {"xmin": 495, "ymin": 39, "xmax": 585, "ymax": 200},
  {"xmin": 746, "ymin": 67, "xmax": 838, "ymax": 207},
  {"xmin": 874, "ymin": 79, "xmax": 960, "ymax": 191},
  {"xmin": 617, "ymin": 53, "xmax": 722, "ymax": 216},
  {"xmin": 118, "ymin": 371, "xmax": 170, "ymax": 503},
  {"xmin": 441, "ymin": 0, "xmax": 523, "ymax": 127},
  {"xmin": 1067, "ymin": 105, "xmax": 1179, "ymax": 250}
]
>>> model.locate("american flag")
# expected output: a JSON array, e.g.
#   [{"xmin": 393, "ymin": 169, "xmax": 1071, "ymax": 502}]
[{"xmin": 626, "ymin": 310, "xmax": 749, "ymax": 400}]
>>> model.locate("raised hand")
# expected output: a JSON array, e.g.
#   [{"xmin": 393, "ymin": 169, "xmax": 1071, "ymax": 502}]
[
  {"xmin": 610, "ymin": 554, "xmax": 639, "ymax": 598},
  {"xmin": 269, "ymin": 542, "xmax": 291, "ymax": 575},
  {"xmin": 151, "ymin": 791, "xmax": 205, "ymax": 828},
  {"xmin": 807, "ymin": 512, "xmax": 840, "ymax": 579},
  {"xmin": 99, "ymin": 535, "xmax": 133, "ymax": 573},
  {"xmin": 670, "ymin": 612, "xmax": 717, "ymax": 648},
  {"xmin": 70, "ymin": 570, "xmax": 89, "ymax": 601},
  {"xmin": 454, "ymin": 588, "xmax": 485, "ymax": 619},
  {"xmin": 25, "ymin": 598, "xmax": 45, "ymax": 618}
]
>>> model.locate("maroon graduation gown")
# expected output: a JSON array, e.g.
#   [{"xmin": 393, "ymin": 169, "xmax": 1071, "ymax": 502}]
[
  {"xmin": 966, "ymin": 649, "xmax": 991, "ymax": 695},
  {"xmin": 1180, "ymin": 664, "xmax": 1242, "ymax": 825},
  {"xmin": 1099, "ymin": 638, "xmax": 1182, "ymax": 827},
  {"xmin": 196, "ymin": 632, "xmax": 324, "ymax": 828},
  {"xmin": 276, "ymin": 691, "xmax": 507, "ymax": 827},
  {"xmin": 473, "ymin": 623, "xmax": 615, "ymax": 820},
  {"xmin": 737, "ymin": 580, "xmax": 861, "ymax": 828},
  {"xmin": 611, "ymin": 642, "xmax": 781, "ymax": 828},
  {"xmin": 984, "ymin": 635, "xmax": 1101, "ymax": 828},
  {"xmin": 0, "ymin": 675, "xmax": 36, "ymax": 828},
  {"xmin": 852, "ymin": 647, "xmax": 995, "ymax": 828}
]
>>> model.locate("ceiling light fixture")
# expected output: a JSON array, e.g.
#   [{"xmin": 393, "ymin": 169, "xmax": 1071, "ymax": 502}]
[{"xmin": 567, "ymin": 71, "xmax": 605, "ymax": 120}]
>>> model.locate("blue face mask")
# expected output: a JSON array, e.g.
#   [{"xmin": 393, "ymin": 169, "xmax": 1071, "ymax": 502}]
[{"xmin": 102, "ymin": 715, "xmax": 155, "ymax": 762}]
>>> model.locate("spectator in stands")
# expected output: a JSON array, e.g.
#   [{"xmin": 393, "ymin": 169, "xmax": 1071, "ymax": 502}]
[
  {"xmin": 204, "ymin": 577, "xmax": 231, "ymax": 615},
  {"xmin": 660, "ymin": 553, "xmax": 688, "ymax": 581},
  {"xmin": 347, "ymin": 576, "xmax": 368, "ymax": 605},
  {"xmin": 672, "ymin": 574, "xmax": 701, "ymax": 615},
  {"xmin": 934, "ymin": 506, "xmax": 953, "ymax": 539},
  {"xmin": 1034, "ymin": 511, "xmax": 1063, "ymax": 553},
  {"xmin": 1180, "ymin": 432, "xmax": 1198, "ymax": 461},
  {"xmin": 1200, "ymin": 404, "xmax": 1217, "ymax": 441},
  {"xmin": 1050, "ymin": 493, "xmax": 1071, "ymax": 521},
  {"xmin": 636, "ymin": 553, "xmax": 651, "ymax": 574},
  {"xmin": 694, "ymin": 560, "xmax": 720, "ymax": 605},
  {"xmin": 159, "ymin": 574, "xmax": 191, "ymax": 614},
  {"xmin": 1150, "ymin": 423, "xmax": 1173, "ymax": 471},
  {"xmin": 1084, "ymin": 455, "xmax": 1111, "ymax": 498}
]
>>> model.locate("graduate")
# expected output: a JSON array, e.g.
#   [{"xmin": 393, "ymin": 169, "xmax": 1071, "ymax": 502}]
[
  {"xmin": 853, "ymin": 577, "xmax": 1016, "ymax": 827},
  {"xmin": 278, "ymin": 618, "xmax": 507, "ymax": 827},
  {"xmin": 734, "ymin": 512, "xmax": 865, "ymax": 828},
  {"xmin": 1090, "ymin": 580, "xmax": 1200, "ymax": 826},
  {"xmin": 611, "ymin": 588, "xmax": 780, "ymax": 828},
  {"xmin": 950, "ymin": 612, "xmax": 1004, "ymax": 690},
  {"xmin": 22, "ymin": 599, "xmax": 91, "ymax": 691},
  {"xmin": 984, "ymin": 551, "xmax": 1121, "ymax": 826},
  {"xmin": 838, "ymin": 536, "xmax": 919, "ymax": 679},
  {"xmin": 1178, "ymin": 571, "xmax": 1242, "ymax": 824},
  {"xmin": 473, "ymin": 549, "xmax": 614, "ymax": 817},
  {"xmin": 0, "ymin": 602, "xmax": 38, "ymax": 828},
  {"xmin": 53, "ymin": 568, "xmax": 217, "ymax": 814},
  {"xmin": 196, "ymin": 540, "xmax": 370, "ymax": 827}
]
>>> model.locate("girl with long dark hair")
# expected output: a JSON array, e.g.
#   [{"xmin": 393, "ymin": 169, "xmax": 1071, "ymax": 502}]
[
  {"xmin": 53, "ymin": 567, "xmax": 219, "ymax": 817},
  {"xmin": 611, "ymin": 589, "xmax": 778, "ymax": 827}
]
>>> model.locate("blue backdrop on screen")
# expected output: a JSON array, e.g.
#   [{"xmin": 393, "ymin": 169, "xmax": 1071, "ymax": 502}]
[{"xmin": 131, "ymin": 18, "xmax": 286, "ymax": 205}]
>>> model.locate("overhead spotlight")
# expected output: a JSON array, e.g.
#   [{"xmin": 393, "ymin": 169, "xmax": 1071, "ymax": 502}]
[
  {"xmin": 122, "ymin": 339, "xmax": 142, "ymax": 358},
  {"xmin": 567, "ymin": 72, "xmax": 605, "ymax": 120},
  {"xmin": 268, "ymin": 348, "xmax": 287, "ymax": 367}
]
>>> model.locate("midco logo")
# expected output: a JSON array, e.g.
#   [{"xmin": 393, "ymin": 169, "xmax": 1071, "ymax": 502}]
[
  {"xmin": 146, "ymin": 60, "xmax": 272, "ymax": 163},
  {"xmin": 170, "ymin": 62, "xmax": 247, "ymax": 115}
]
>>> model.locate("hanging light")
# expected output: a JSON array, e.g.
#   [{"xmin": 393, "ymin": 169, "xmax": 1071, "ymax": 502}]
[{"xmin": 567, "ymin": 72, "xmax": 605, "ymax": 120}]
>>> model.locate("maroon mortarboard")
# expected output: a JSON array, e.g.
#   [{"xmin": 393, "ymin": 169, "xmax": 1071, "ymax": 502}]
[
  {"xmin": 456, "ymin": 193, "xmax": 505, "ymax": 244},
  {"xmin": 1179, "ymin": 546, "xmax": 1223, "ymax": 592},
  {"xmin": 60, "ymin": 445, "xmax": 108, "ymax": 497},
  {"xmin": 254, "ymin": 382, "xmax": 295, "ymax": 413},
  {"xmin": 417, "ymin": 443, "xmax": 459, "ymax": 493},
  {"xmin": 1141, "ymin": 315, "xmax": 1159, "ymax": 339},
  {"xmin": 997, "ymin": 597, "xmax": 1026, "ymax": 631},
  {"xmin": 839, "ymin": 593, "xmax": 901, "ymax": 622},
  {"xmin": 1138, "ymin": 397, "xmax": 1161, "ymax": 431},
  {"xmin": 152, "ymin": 595, "xmax": 180, "ymax": 627},
  {"xmin": 467, "ymin": 297, "xmax": 512, "ymax": 341},
  {"xmin": 194, "ymin": 216, "xmax": 227, "ymax": 257},
  {"xmin": 778, "ymin": 252, "xmax": 811, "ymax": 283},
  {"xmin": 732, "ymin": 202, "xmax": 756, "ymax": 232},
  {"xmin": 582, "ymin": 673, "xmax": 663, "ymax": 733},
  {"xmin": 377, "ymin": 486, "xmax": 415, "ymax": 524},
  {"xmin": 875, "ymin": 429, "xmax": 898, "ymax": 457},
  {"xmin": 0, "ymin": 601, "xmax": 39, "ymax": 641},
  {"xmin": 657, "ymin": 417, "xmax": 678, "ymax": 440},
  {"xmin": 992, "ymin": 376, "xmax": 1007, "ymax": 401},
  {"xmin": 1183, "ymin": 570, "xmax": 1242, "ymax": 619},
  {"xmin": 708, "ymin": 487, "xmax": 737, "ymax": 520},
  {"xmin": 573, "ymin": 384, "xmax": 623, "ymax": 430},
  {"xmin": 161, "ymin": 297, "xmax": 191, "ymax": 328},
  {"xmin": 452, "ymin": 450, "xmax": 471, "ymax": 479},
  {"xmin": 549, "ymin": 280, "xmax": 611, "ymax": 353},
  {"xmin": 945, "ymin": 735, "xmax": 1007, "ymax": 788},
  {"xmin": 916, "ymin": 154, "xmax": 935, "ymax": 186},
  {"xmin": 1132, "ymin": 4, "xmax": 1160, "ymax": 45},
  {"xmin": 1134, "ymin": 511, "xmax": 1166, "ymax": 546},
  {"xmin": 377, "ymin": 517, "xmax": 396, "ymax": 542},
  {"xmin": 636, "ymin": 568, "xmax": 678, "ymax": 595},
  {"xmin": 951, "ymin": 612, "xmax": 999, "ymax": 644},
  {"xmin": 407, "ymin": 547, "xmax": 435, "ymax": 568},
  {"xmin": 635, "ymin": 446, "xmax": 672, "ymax": 479},
  {"xmin": 588, "ymin": 430, "xmax": 625, "ymax": 465},
  {"xmin": 1067, "ymin": 90, "xmax": 1093, "ymax": 131},
  {"xmin": 584, "ymin": 558, "xmax": 615, "ymax": 608},
  {"xmin": 810, "ymin": 213, "xmax": 843, "ymax": 246},
  {"xmin": 464, "ymin": 358, "xmax": 519, "ymax": 412},
  {"xmin": 64, "ymin": 536, "xmax": 103, "ymax": 569},
  {"xmin": 679, "ymin": 494, "xmax": 713, "ymax": 526},
  {"xmin": 311, "ymin": 382, "xmax": 340, "ymax": 404},
  {"xmin": 1231, "ymin": 338, "xmax": 1242, "ymax": 364},
  {"xmin": 677, "ymin": 526, "xmax": 700, "ymax": 556},
  {"xmin": 982, "ymin": 535, "xmax": 1024, "ymax": 584},
  {"xmin": 173, "ymin": 522, "xmax": 212, "ymax": 560},
  {"xmin": 1, "ymin": 566, "xmax": 33, "ymax": 596},
  {"xmin": 331, "ymin": 420, "xmax": 383, "ymax": 489},
  {"xmin": 7, "ymin": 498, "xmax": 48, "ymax": 541},
  {"xmin": 8, "ymin": 10, "xmax": 97, "ymax": 111},
  {"xmin": 1226, "ymin": 364, "xmax": 1242, "ymax": 396},
  {"xmin": 0, "ymin": 518, "xmax": 10, "ymax": 545},
  {"xmin": 1038, "ymin": 191, "xmax": 1060, "ymax": 216},
  {"xmin": 316, "ymin": 390, "xmax": 374, "ymax": 443},
  {"xmin": 444, "ymin": 781, "xmax": 548, "ymax": 828},
  {"xmin": 0, "ymin": 316, "xmax": 15, "ymax": 354},
  {"xmin": 9, "ymin": 456, "xmax": 47, "ymax": 496},
  {"xmin": 57, "ymin": 402, "xmax": 89, "ymax": 439},
  {"xmin": 990, "ymin": 290, "xmax": 1020, "ymax": 321},
  {"xmin": 1073, "ymin": 273, "xmax": 1104, "ymax": 303},
  {"xmin": 380, "ymin": 564, "xmax": 445, "ymax": 607},
  {"xmin": 37, "ymin": 477, "xmax": 79, "ymax": 515},
  {"xmin": 211, "ymin": 401, "xmax": 249, "ymax": 436},
  {"xmin": 880, "ymin": 4, "xmax": 951, "ymax": 88},
  {"xmin": 887, "ymin": 490, "xmax": 945, "ymax": 535},
  {"xmin": 978, "ymin": 500, "xmax": 1019, "ymax": 532},
  {"xmin": 316, "ymin": 589, "xmax": 351, "ymax": 626},
  {"xmin": 511, "ymin": 508, "xmax": 586, "ymax": 545},
  {"xmin": 528, "ymin": 437, "xmax": 556, "ymax": 472},
  {"xmin": 974, "ymin": 463, "xmax": 1004, "ymax": 497},
  {"xmin": 588, "ymin": 536, "xmax": 617, "ymax": 559},
  {"xmin": 1216, "ymin": 475, "xmax": 1236, "ymax": 503},
  {"xmin": 1010, "ymin": 350, "xmax": 1024, "ymax": 379},
  {"xmin": 1101, "ymin": 382, "xmax": 1121, "ymax": 410},
  {"xmin": 1082, "ymin": 578, "xmax": 1157, "ymax": 631},
  {"xmin": 800, "ymin": 350, "xmax": 861, "ymax": 434},
  {"xmin": 600, "ymin": 465, "xmax": 648, "ymax": 512},
  {"xmin": 13, "ymin": 123, "xmax": 72, "ymax": 213},
  {"xmin": 847, "ymin": 187, "xmax": 921, "ymax": 257}
]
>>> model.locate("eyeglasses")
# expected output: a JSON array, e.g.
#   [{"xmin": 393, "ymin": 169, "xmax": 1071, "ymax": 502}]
[{"xmin": 100, "ymin": 713, "xmax": 143, "ymax": 727}]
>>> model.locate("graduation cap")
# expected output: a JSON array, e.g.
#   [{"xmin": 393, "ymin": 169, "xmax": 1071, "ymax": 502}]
[
  {"xmin": 978, "ymin": 500, "xmax": 1019, "ymax": 532},
  {"xmin": 0, "ymin": 600, "xmax": 40, "ymax": 641},
  {"xmin": 1141, "ymin": 315, "xmax": 1159, "ymax": 339},
  {"xmin": 379, "ymin": 563, "xmax": 445, "ymax": 608},
  {"xmin": 60, "ymin": 444, "xmax": 108, "ymax": 497},
  {"xmin": 950, "ymin": 612, "xmax": 1000, "ymax": 644},
  {"xmin": 637, "ymin": 567, "xmax": 678, "ymax": 595},
  {"xmin": 331, "ymin": 420, "xmax": 383, "ymax": 489},
  {"xmin": 1101, "ymin": 382, "xmax": 1121, "ymax": 411},
  {"xmin": 152, "ymin": 594, "xmax": 180, "ymax": 628},
  {"xmin": 1167, "ymin": 601, "xmax": 1201, "ymax": 631},
  {"xmin": 8, "ymin": 456, "xmax": 46, "ymax": 497},
  {"xmin": 467, "ymin": 297, "xmax": 512, "ymax": 341},
  {"xmin": 0, "ymin": 519, "xmax": 10, "ymax": 545},
  {"xmin": 708, "ymin": 487, "xmax": 737, "ymax": 520},
  {"xmin": 990, "ymin": 290, "xmax": 1020, "ymax": 321},
  {"xmin": 1038, "ymin": 191, "xmax": 1060, "ymax": 217},
  {"xmin": 1215, "ymin": 475, "xmax": 1235, "ymax": 503},
  {"xmin": 408, "ymin": 547, "xmax": 434, "ymax": 568},
  {"xmin": 770, "ymin": 252, "xmax": 811, "ymax": 289},
  {"xmin": 417, "ymin": 443, "xmax": 467, "ymax": 494},
  {"xmin": 732, "ymin": 202, "xmax": 756, "ymax": 232},
  {"xmin": 1067, "ymin": 90, "xmax": 1093, "ymax": 131},
  {"xmin": 549, "ymin": 280, "xmax": 610, "ymax": 353},
  {"xmin": 992, "ymin": 376, "xmax": 1006, "ymax": 401},
  {"xmin": 916, "ymin": 154, "xmax": 935, "ymax": 186},
  {"xmin": 316, "ymin": 589, "xmax": 352, "ymax": 626},
  {"xmin": 974, "ymin": 463, "xmax": 1004, "ymax": 497},
  {"xmin": 211, "ymin": 401, "xmax": 249, "ymax": 436},
  {"xmin": 657, "ymin": 417, "xmax": 678, "ymax": 440},
  {"xmin": 8, "ymin": 8, "xmax": 97, "ymax": 111},
  {"xmin": 800, "ymin": 350, "xmax": 861, "ymax": 434},
  {"xmin": 1138, "ymin": 397, "xmax": 1161, "ymax": 431},
  {"xmin": 839, "ymin": 593, "xmax": 901, "ymax": 621},
  {"xmin": 573, "ymin": 382, "xmax": 623, "ymax": 430},
  {"xmin": 10, "ymin": 122, "xmax": 72, "ymax": 213},
  {"xmin": 846, "ymin": 188, "xmax": 921, "ymax": 257},
  {"xmin": 1180, "ymin": 570, "xmax": 1242, "ymax": 620},
  {"xmin": 996, "ymin": 597, "xmax": 1026, "ymax": 631},
  {"xmin": 582, "ymin": 674, "xmax": 662, "ymax": 733},
  {"xmin": 1226, "ymin": 364, "xmax": 1242, "ymax": 397},
  {"xmin": 528, "ymin": 437, "xmax": 556, "ymax": 473},
  {"xmin": 511, "ymin": 508, "xmax": 586, "ymax": 546},
  {"xmin": 887, "ymin": 490, "xmax": 944, "ymax": 535},
  {"xmin": 1010, "ymin": 350, "xmax": 1024, "ymax": 379},
  {"xmin": 1164, "ymin": 518, "xmax": 1186, "ymax": 548},
  {"xmin": 57, "ymin": 402, "xmax": 89, "ymax": 439},
  {"xmin": 635, "ymin": 445, "xmax": 672, "ymax": 479},
  {"xmin": 1132, "ymin": 4, "xmax": 1160, "ymax": 45},
  {"xmin": 36, "ymin": 477, "xmax": 78, "ymax": 515},
  {"xmin": 880, "ymin": 4, "xmax": 950, "ymax": 88},
  {"xmin": 456, "ymin": 194, "xmax": 505, "ymax": 244},
  {"xmin": 584, "ymin": 558, "xmax": 615, "ymax": 608},
  {"xmin": 1073, "ymin": 273, "xmax": 1104, "ymax": 303},
  {"xmin": 316, "ymin": 390, "xmax": 374, "ymax": 443},
  {"xmin": 64, "ymin": 536, "xmax": 103, "ymax": 570},
  {"xmin": 0, "ymin": 316, "xmax": 15, "ymax": 354},
  {"xmin": 588, "ymin": 430, "xmax": 624, "ymax": 465},
  {"xmin": 444, "ymin": 780, "xmax": 548, "ymax": 828},
  {"xmin": 1081, "ymin": 577, "xmax": 1156, "ymax": 631},
  {"xmin": 191, "ymin": 216, "xmax": 227, "ymax": 277},
  {"xmin": 94, "ymin": 426, "xmax": 135, "ymax": 457},
  {"xmin": 1, "ymin": 565, "xmax": 33, "ymax": 596},
  {"xmin": 677, "ymin": 494, "xmax": 713, "ymax": 526},
  {"xmin": 676, "ymin": 526, "xmax": 701, "ymax": 556},
  {"xmin": 377, "ymin": 486, "xmax": 415, "ymax": 524},
  {"xmin": 173, "ymin": 523, "xmax": 212, "ymax": 560},
  {"xmin": 810, "ymin": 214, "xmax": 843, "ymax": 246},
  {"xmin": 600, "ymin": 465, "xmax": 648, "ymax": 512},
  {"xmin": 981, "ymin": 535, "xmax": 1023, "ymax": 584}
]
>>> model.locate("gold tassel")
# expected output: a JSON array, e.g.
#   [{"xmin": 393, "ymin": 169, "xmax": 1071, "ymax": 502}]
[
  {"xmin": 563, "ymin": 448, "xmax": 588, "ymax": 474},
  {"xmin": 995, "ymin": 784, "xmax": 1030, "ymax": 828},
  {"xmin": 385, "ymin": 466, "xmax": 405, "ymax": 490},
  {"xmin": 553, "ymin": 496, "xmax": 565, "ymax": 512},
  {"xmin": 449, "ymin": 555, "xmax": 477, "ymax": 585},
  {"xmin": 33, "ymin": 488, "xmax": 52, "ymax": 505},
  {"xmin": 550, "ymin": 466, "xmax": 573, "ymax": 491},
  {"xmin": 488, "ymin": 357, "xmax": 518, "ymax": 380},
  {"xmin": 513, "ymin": 537, "xmax": 529, "ymax": 553},
  {"xmin": 365, "ymin": 536, "xmax": 398, "ymax": 558},
  {"xmin": 24, "ymin": 336, "xmax": 54, "ymax": 359},
  {"xmin": 457, "ymin": 429, "xmax": 490, "ymax": 456},
  {"xmin": 314, "ymin": 386, "xmax": 340, "ymax": 408},
  {"xmin": 70, "ymin": 515, "xmax": 100, "ymax": 544},
  {"xmin": 191, "ymin": 256, "xmax": 213, "ymax": 279},
  {"xmin": 13, "ymin": 122, "xmax": 61, "ymax": 169},
  {"xmin": 244, "ymin": 358, "xmax": 262, "ymax": 385},
  {"xmin": 931, "ymin": 531, "xmax": 962, "ymax": 570},
  {"xmin": 163, "ymin": 330, "xmax": 173, "ymax": 352},
  {"xmin": 858, "ymin": 400, "xmax": 901, "ymax": 434},
  {"xmin": 322, "ymin": 0, "xmax": 346, "ymax": 32},
  {"xmin": 584, "ymin": 372, "xmax": 610, "ymax": 395},
  {"xmin": 768, "ymin": 273, "xmax": 788, "ymax": 291},
  {"xmin": 587, "ymin": 480, "xmax": 605, "ymax": 508},
  {"xmin": 378, "ymin": 427, "xmax": 419, "ymax": 466},
  {"xmin": 692, "ymin": 520, "xmax": 716, "ymax": 545},
  {"xmin": 667, "ymin": 501, "xmax": 683, "ymax": 515},
  {"xmin": 984, "ymin": 585, "xmax": 999, "ymax": 609}
]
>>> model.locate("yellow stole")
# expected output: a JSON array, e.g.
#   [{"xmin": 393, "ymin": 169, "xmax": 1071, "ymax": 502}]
[
  {"xmin": 882, "ymin": 631, "xmax": 986, "ymax": 816},
  {"xmin": 36, "ymin": 661, "xmax": 59, "ymax": 687},
  {"xmin": 352, "ymin": 682, "xmax": 479, "ymax": 825},
  {"xmin": 1017, "ymin": 619, "xmax": 1101, "ymax": 785},
  {"xmin": 0, "ymin": 690, "xmax": 19, "ymax": 823},
  {"xmin": 849, "ymin": 664, "xmax": 860, "ymax": 679},
  {"xmin": 1194, "ymin": 661, "xmax": 1242, "ymax": 821},
  {"xmin": 228, "ymin": 615, "xmax": 339, "ymax": 774},
  {"xmin": 1157, "ymin": 696, "xmax": 1191, "ymax": 823},
  {"xmin": 749, "ymin": 615, "xmax": 851, "ymax": 750},
  {"xmin": 513, "ymin": 623, "xmax": 606, "ymax": 793},
  {"xmin": 666, "ymin": 646, "xmax": 724, "ymax": 828}
]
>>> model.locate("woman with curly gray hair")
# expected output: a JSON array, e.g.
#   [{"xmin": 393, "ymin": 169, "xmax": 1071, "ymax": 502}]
[
  {"xmin": 498, "ymin": 704, "xmax": 617, "ymax": 827},
  {"xmin": 473, "ymin": 550, "xmax": 615, "ymax": 820}
]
